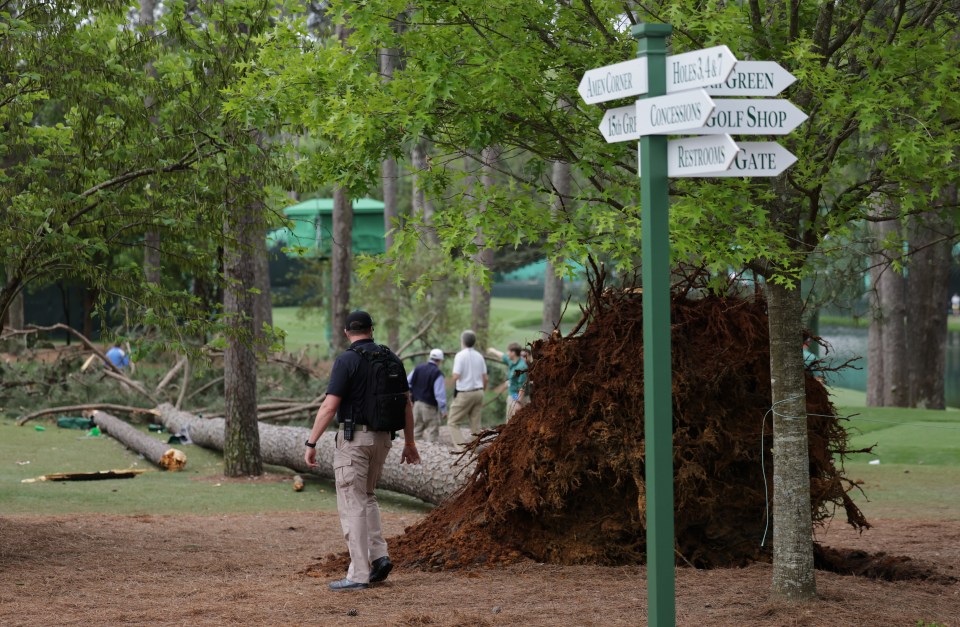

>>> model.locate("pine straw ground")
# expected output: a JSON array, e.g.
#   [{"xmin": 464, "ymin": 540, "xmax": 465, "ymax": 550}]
[{"xmin": 1, "ymin": 512, "xmax": 958, "ymax": 626}]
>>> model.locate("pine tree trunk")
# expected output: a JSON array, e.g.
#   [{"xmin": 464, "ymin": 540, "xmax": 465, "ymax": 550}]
[
  {"xmin": 222, "ymin": 160, "xmax": 263, "ymax": 477},
  {"xmin": 766, "ymin": 281, "xmax": 816, "ymax": 600},
  {"xmin": 876, "ymin": 218, "xmax": 909, "ymax": 407},
  {"xmin": 156, "ymin": 404, "xmax": 468, "ymax": 505},
  {"xmin": 331, "ymin": 186, "xmax": 353, "ymax": 352},
  {"xmin": 542, "ymin": 159, "xmax": 569, "ymax": 334},
  {"xmin": 906, "ymin": 202, "xmax": 952, "ymax": 409}
]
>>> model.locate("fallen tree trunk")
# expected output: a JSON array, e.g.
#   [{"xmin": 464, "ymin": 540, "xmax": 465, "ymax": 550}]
[
  {"xmin": 92, "ymin": 410, "xmax": 187, "ymax": 471},
  {"xmin": 156, "ymin": 403, "xmax": 468, "ymax": 505}
]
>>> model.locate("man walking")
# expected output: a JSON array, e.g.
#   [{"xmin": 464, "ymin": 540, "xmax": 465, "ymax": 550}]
[
  {"xmin": 304, "ymin": 310, "xmax": 421, "ymax": 591},
  {"xmin": 407, "ymin": 348, "xmax": 447, "ymax": 443},
  {"xmin": 446, "ymin": 330, "xmax": 487, "ymax": 448}
]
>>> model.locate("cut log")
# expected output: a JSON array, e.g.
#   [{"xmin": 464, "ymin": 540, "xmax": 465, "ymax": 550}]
[
  {"xmin": 156, "ymin": 403, "xmax": 470, "ymax": 505},
  {"xmin": 91, "ymin": 410, "xmax": 187, "ymax": 471}
]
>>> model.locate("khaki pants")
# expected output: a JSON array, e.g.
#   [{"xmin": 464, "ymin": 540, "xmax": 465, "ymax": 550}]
[
  {"xmin": 413, "ymin": 401, "xmax": 441, "ymax": 443},
  {"xmin": 447, "ymin": 389, "xmax": 484, "ymax": 446},
  {"xmin": 333, "ymin": 429, "xmax": 392, "ymax": 583}
]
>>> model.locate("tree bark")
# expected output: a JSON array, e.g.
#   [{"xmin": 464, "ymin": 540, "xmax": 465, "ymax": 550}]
[
  {"xmin": 156, "ymin": 404, "xmax": 468, "ymax": 505},
  {"xmin": 906, "ymin": 201, "xmax": 953, "ymax": 409},
  {"xmin": 222, "ymin": 151, "xmax": 263, "ymax": 477},
  {"xmin": 330, "ymin": 185, "xmax": 353, "ymax": 352},
  {"xmin": 875, "ymin": 215, "xmax": 909, "ymax": 407},
  {"xmin": 766, "ymin": 281, "xmax": 816, "ymax": 600},
  {"xmin": 92, "ymin": 410, "xmax": 186, "ymax": 470},
  {"xmin": 542, "ymin": 159, "xmax": 569, "ymax": 334}
]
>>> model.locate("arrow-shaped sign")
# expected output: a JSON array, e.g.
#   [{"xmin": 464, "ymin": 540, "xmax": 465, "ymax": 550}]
[
  {"xmin": 578, "ymin": 58, "xmax": 648, "ymax": 105},
  {"xmin": 639, "ymin": 134, "xmax": 739, "ymax": 178},
  {"xmin": 665, "ymin": 45, "xmax": 737, "ymax": 93},
  {"xmin": 703, "ymin": 61, "xmax": 797, "ymax": 97},
  {"xmin": 580, "ymin": 46, "xmax": 736, "ymax": 105},
  {"xmin": 694, "ymin": 141, "xmax": 797, "ymax": 177},
  {"xmin": 637, "ymin": 89, "xmax": 715, "ymax": 135},
  {"xmin": 599, "ymin": 104, "xmax": 639, "ymax": 143},
  {"xmin": 683, "ymin": 99, "xmax": 807, "ymax": 135}
]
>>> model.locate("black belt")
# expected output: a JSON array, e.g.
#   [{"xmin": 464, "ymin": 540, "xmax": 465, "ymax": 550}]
[
  {"xmin": 338, "ymin": 423, "xmax": 373, "ymax": 432},
  {"xmin": 460, "ymin": 388, "xmax": 484, "ymax": 393}
]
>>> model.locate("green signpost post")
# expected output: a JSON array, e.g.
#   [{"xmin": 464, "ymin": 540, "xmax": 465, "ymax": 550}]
[
  {"xmin": 634, "ymin": 24, "xmax": 675, "ymax": 627},
  {"xmin": 578, "ymin": 21, "xmax": 805, "ymax": 627}
]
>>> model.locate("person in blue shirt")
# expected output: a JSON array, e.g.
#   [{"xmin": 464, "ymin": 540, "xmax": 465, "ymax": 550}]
[
  {"xmin": 406, "ymin": 348, "xmax": 448, "ymax": 443},
  {"xmin": 104, "ymin": 343, "xmax": 129, "ymax": 369},
  {"xmin": 487, "ymin": 342, "xmax": 528, "ymax": 422}
]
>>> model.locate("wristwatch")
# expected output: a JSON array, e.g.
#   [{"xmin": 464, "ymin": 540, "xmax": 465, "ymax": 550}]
[{"xmin": 304, "ymin": 440, "xmax": 316, "ymax": 448}]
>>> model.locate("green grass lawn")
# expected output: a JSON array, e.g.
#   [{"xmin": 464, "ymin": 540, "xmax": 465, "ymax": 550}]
[
  {"xmin": 829, "ymin": 387, "xmax": 960, "ymax": 520},
  {"xmin": 272, "ymin": 297, "xmax": 584, "ymax": 358}
]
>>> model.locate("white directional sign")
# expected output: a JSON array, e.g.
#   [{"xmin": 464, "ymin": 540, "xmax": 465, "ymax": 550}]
[
  {"xmin": 683, "ymin": 99, "xmax": 807, "ymax": 135},
  {"xmin": 580, "ymin": 46, "xmax": 736, "ymax": 105},
  {"xmin": 637, "ymin": 89, "xmax": 715, "ymax": 135},
  {"xmin": 665, "ymin": 45, "xmax": 737, "ymax": 93},
  {"xmin": 704, "ymin": 61, "xmax": 797, "ymax": 96},
  {"xmin": 695, "ymin": 141, "xmax": 797, "ymax": 177},
  {"xmin": 639, "ymin": 134, "xmax": 739, "ymax": 177},
  {"xmin": 599, "ymin": 104, "xmax": 639, "ymax": 143},
  {"xmin": 578, "ymin": 58, "xmax": 648, "ymax": 105}
]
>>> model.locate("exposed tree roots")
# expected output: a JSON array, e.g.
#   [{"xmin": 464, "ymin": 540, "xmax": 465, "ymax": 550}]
[{"xmin": 388, "ymin": 269, "xmax": 868, "ymax": 571}]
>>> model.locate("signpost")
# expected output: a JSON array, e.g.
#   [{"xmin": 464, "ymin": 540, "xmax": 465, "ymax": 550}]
[
  {"xmin": 579, "ymin": 23, "xmax": 805, "ymax": 627},
  {"xmin": 578, "ymin": 57, "xmax": 648, "ymax": 104},
  {"xmin": 682, "ymin": 99, "xmax": 808, "ymax": 135},
  {"xmin": 665, "ymin": 45, "xmax": 737, "ymax": 93},
  {"xmin": 703, "ymin": 60, "xmax": 797, "ymax": 96},
  {"xmin": 638, "ymin": 134, "xmax": 740, "ymax": 177},
  {"xmin": 692, "ymin": 141, "xmax": 797, "ymax": 177},
  {"xmin": 664, "ymin": 134, "xmax": 739, "ymax": 176},
  {"xmin": 635, "ymin": 89, "xmax": 715, "ymax": 135},
  {"xmin": 599, "ymin": 104, "xmax": 639, "ymax": 143}
]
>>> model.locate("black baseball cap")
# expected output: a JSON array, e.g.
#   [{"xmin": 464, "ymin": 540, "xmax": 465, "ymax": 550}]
[{"xmin": 345, "ymin": 310, "xmax": 374, "ymax": 331}]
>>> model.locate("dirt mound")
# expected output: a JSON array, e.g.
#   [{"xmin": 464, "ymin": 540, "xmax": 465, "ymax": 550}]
[{"xmin": 383, "ymin": 269, "xmax": 867, "ymax": 571}]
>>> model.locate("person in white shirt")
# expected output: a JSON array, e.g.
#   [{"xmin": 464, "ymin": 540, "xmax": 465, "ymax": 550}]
[{"xmin": 446, "ymin": 330, "xmax": 488, "ymax": 448}]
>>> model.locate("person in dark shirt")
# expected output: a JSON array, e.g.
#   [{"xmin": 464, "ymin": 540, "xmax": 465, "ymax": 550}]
[
  {"xmin": 304, "ymin": 310, "xmax": 420, "ymax": 591},
  {"xmin": 407, "ymin": 348, "xmax": 447, "ymax": 443}
]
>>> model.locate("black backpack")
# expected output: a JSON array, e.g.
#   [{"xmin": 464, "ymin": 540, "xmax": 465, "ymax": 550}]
[{"xmin": 349, "ymin": 343, "xmax": 409, "ymax": 433}]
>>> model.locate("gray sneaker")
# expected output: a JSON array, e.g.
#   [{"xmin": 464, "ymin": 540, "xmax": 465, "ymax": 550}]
[{"xmin": 328, "ymin": 578, "xmax": 368, "ymax": 591}]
